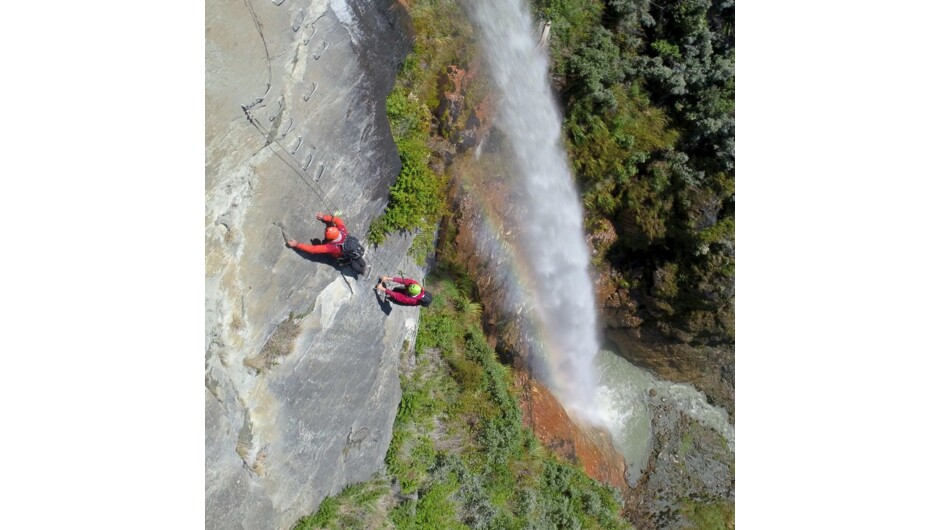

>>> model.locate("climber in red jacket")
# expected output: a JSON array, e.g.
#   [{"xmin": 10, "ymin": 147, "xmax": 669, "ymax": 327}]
[
  {"xmin": 287, "ymin": 212, "xmax": 347, "ymax": 257},
  {"xmin": 375, "ymin": 275, "xmax": 429, "ymax": 306},
  {"xmin": 286, "ymin": 213, "xmax": 367, "ymax": 274}
]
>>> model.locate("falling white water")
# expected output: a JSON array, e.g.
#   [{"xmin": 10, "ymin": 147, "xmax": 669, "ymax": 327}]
[
  {"xmin": 464, "ymin": 2, "xmax": 735, "ymax": 485},
  {"xmin": 465, "ymin": 0, "xmax": 600, "ymax": 420}
]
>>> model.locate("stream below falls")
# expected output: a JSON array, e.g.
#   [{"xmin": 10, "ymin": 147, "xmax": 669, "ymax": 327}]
[{"xmin": 595, "ymin": 350, "xmax": 735, "ymax": 485}]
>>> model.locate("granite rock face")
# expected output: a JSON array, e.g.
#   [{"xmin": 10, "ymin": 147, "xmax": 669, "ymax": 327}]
[{"xmin": 205, "ymin": 1, "xmax": 413, "ymax": 528}]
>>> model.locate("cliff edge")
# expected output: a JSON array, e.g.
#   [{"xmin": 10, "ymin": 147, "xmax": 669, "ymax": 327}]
[{"xmin": 205, "ymin": 1, "xmax": 413, "ymax": 528}]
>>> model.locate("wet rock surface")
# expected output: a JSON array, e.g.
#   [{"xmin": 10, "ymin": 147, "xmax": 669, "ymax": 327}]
[
  {"xmin": 622, "ymin": 396, "xmax": 735, "ymax": 530},
  {"xmin": 205, "ymin": 1, "xmax": 415, "ymax": 529},
  {"xmin": 515, "ymin": 372, "xmax": 630, "ymax": 494}
]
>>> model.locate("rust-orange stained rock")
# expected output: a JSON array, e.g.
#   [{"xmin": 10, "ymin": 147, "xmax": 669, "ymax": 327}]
[{"xmin": 515, "ymin": 372, "xmax": 629, "ymax": 496}]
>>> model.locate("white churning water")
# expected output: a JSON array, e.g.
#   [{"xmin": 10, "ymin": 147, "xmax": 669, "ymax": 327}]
[{"xmin": 595, "ymin": 350, "xmax": 736, "ymax": 485}]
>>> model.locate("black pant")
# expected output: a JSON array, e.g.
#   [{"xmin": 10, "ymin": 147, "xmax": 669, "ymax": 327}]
[{"xmin": 352, "ymin": 258, "xmax": 366, "ymax": 274}]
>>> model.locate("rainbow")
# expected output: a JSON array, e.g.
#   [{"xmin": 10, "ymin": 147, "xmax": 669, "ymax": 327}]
[{"xmin": 456, "ymin": 166, "xmax": 602, "ymax": 425}]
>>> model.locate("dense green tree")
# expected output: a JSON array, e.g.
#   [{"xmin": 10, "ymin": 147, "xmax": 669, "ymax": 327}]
[
  {"xmin": 541, "ymin": 0, "xmax": 735, "ymax": 343},
  {"xmin": 565, "ymin": 27, "xmax": 629, "ymax": 109}
]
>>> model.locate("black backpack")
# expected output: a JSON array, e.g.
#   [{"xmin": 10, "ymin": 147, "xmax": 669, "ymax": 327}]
[
  {"xmin": 340, "ymin": 235, "xmax": 365, "ymax": 260},
  {"xmin": 418, "ymin": 290, "xmax": 433, "ymax": 307}
]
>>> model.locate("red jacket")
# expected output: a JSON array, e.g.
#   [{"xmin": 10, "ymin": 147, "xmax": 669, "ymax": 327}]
[
  {"xmin": 385, "ymin": 277, "xmax": 425, "ymax": 306},
  {"xmin": 293, "ymin": 215, "xmax": 347, "ymax": 258}
]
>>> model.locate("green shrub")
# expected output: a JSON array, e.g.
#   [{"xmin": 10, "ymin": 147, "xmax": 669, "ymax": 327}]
[
  {"xmin": 293, "ymin": 495, "xmax": 338, "ymax": 529},
  {"xmin": 567, "ymin": 85, "xmax": 678, "ymax": 219},
  {"xmin": 368, "ymin": 134, "xmax": 446, "ymax": 248},
  {"xmin": 386, "ymin": 86, "xmax": 431, "ymax": 140},
  {"xmin": 530, "ymin": 0, "xmax": 606, "ymax": 76},
  {"xmin": 651, "ymin": 40, "xmax": 682, "ymax": 62},
  {"xmin": 392, "ymin": 473, "xmax": 467, "ymax": 530},
  {"xmin": 386, "ymin": 374, "xmax": 444, "ymax": 493},
  {"xmin": 695, "ymin": 216, "xmax": 734, "ymax": 249},
  {"xmin": 368, "ymin": 0, "xmax": 472, "ymax": 258},
  {"xmin": 680, "ymin": 500, "xmax": 734, "ymax": 530},
  {"xmin": 292, "ymin": 478, "xmax": 393, "ymax": 530},
  {"xmin": 415, "ymin": 308, "xmax": 461, "ymax": 356}
]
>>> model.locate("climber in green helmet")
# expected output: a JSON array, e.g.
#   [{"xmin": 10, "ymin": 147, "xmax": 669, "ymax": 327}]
[{"xmin": 376, "ymin": 275, "xmax": 432, "ymax": 307}]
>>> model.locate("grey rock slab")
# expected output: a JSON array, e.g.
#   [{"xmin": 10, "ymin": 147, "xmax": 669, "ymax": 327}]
[{"xmin": 205, "ymin": 0, "xmax": 413, "ymax": 528}]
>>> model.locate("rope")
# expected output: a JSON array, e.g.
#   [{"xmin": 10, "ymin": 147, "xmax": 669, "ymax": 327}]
[
  {"xmin": 244, "ymin": 108, "xmax": 334, "ymax": 210},
  {"xmin": 236, "ymin": 0, "xmax": 426, "ymax": 289},
  {"xmin": 242, "ymin": 107, "xmax": 424, "ymax": 289}
]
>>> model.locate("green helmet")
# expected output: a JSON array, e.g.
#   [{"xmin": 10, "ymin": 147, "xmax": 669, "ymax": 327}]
[{"xmin": 408, "ymin": 283, "xmax": 422, "ymax": 296}]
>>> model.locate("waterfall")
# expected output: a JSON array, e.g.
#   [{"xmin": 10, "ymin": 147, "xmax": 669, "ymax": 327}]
[
  {"xmin": 465, "ymin": 0, "xmax": 601, "ymax": 421},
  {"xmin": 463, "ymin": 1, "xmax": 735, "ymax": 484}
]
